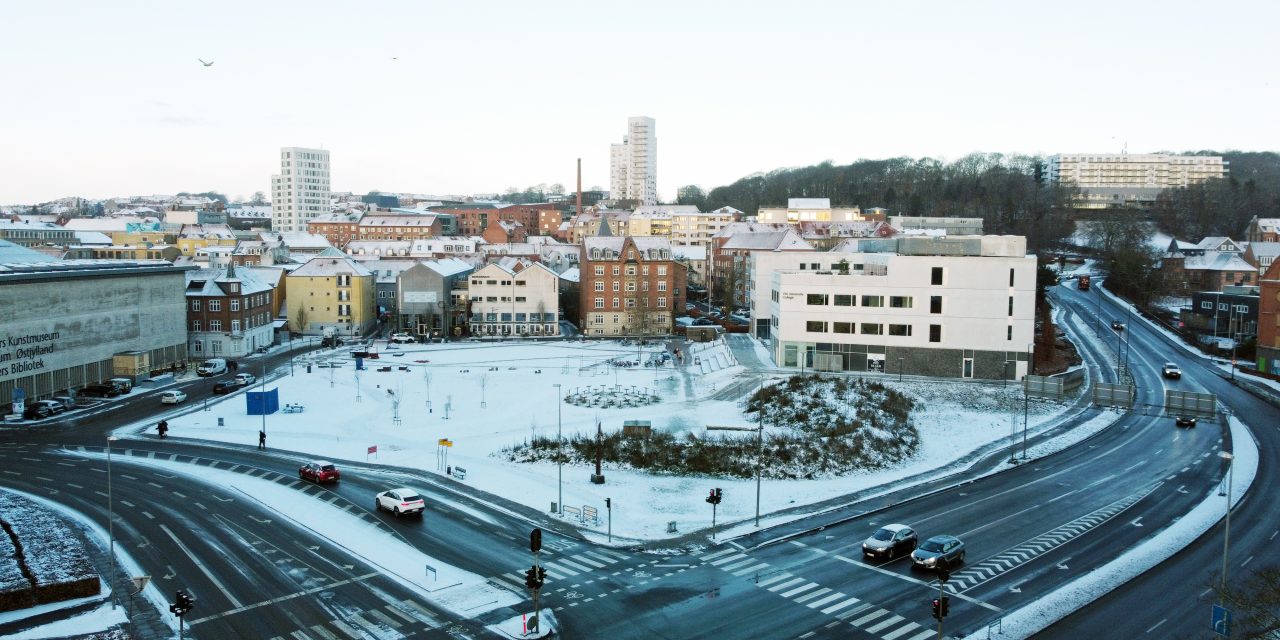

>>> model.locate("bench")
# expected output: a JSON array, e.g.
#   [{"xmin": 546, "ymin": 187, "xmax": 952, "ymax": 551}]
[{"xmin": 282, "ymin": 404, "xmax": 305, "ymax": 414}]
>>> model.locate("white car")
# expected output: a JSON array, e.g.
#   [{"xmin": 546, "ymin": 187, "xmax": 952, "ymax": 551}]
[
  {"xmin": 160, "ymin": 390, "xmax": 187, "ymax": 404},
  {"xmin": 234, "ymin": 373, "xmax": 256, "ymax": 385},
  {"xmin": 375, "ymin": 488, "xmax": 425, "ymax": 517},
  {"xmin": 390, "ymin": 333, "xmax": 415, "ymax": 344}
]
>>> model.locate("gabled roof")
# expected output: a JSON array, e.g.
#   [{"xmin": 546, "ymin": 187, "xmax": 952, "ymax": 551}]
[
  {"xmin": 421, "ymin": 257, "xmax": 475, "ymax": 277},
  {"xmin": 1196, "ymin": 237, "xmax": 1242, "ymax": 252},
  {"xmin": 290, "ymin": 256, "xmax": 372, "ymax": 277},
  {"xmin": 721, "ymin": 229, "xmax": 814, "ymax": 251},
  {"xmin": 184, "ymin": 264, "xmax": 272, "ymax": 297},
  {"xmin": 713, "ymin": 222, "xmax": 791, "ymax": 238},
  {"xmin": 1183, "ymin": 252, "xmax": 1255, "ymax": 272}
]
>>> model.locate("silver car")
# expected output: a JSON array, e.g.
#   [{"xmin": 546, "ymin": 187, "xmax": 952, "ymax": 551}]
[
  {"xmin": 911, "ymin": 535, "xmax": 965, "ymax": 570},
  {"xmin": 861, "ymin": 524, "xmax": 918, "ymax": 560}
]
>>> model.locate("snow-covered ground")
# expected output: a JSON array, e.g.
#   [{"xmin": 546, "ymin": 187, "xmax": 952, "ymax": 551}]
[{"xmin": 120, "ymin": 339, "xmax": 1074, "ymax": 542}]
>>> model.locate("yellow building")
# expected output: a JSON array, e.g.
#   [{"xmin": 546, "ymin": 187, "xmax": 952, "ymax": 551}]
[
  {"xmin": 176, "ymin": 224, "xmax": 238, "ymax": 257},
  {"xmin": 285, "ymin": 255, "xmax": 377, "ymax": 337}
]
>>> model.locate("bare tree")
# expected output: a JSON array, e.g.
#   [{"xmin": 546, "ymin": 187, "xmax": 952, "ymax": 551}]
[{"xmin": 1214, "ymin": 565, "xmax": 1280, "ymax": 638}]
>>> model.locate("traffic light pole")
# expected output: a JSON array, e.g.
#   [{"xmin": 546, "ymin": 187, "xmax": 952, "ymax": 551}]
[{"xmin": 935, "ymin": 578, "xmax": 945, "ymax": 640}]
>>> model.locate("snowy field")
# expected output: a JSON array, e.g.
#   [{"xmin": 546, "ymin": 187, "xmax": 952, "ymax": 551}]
[{"xmin": 124, "ymin": 339, "xmax": 1072, "ymax": 542}]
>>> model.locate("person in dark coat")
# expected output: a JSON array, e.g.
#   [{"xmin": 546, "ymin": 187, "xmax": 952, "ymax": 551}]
[
  {"xmin": 258, "ymin": 430, "xmax": 266, "ymax": 450},
  {"xmin": 157, "ymin": 420, "xmax": 168, "ymax": 439}
]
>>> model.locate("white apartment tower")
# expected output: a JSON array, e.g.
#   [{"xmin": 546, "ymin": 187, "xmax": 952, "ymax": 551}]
[
  {"xmin": 271, "ymin": 147, "xmax": 330, "ymax": 233},
  {"xmin": 608, "ymin": 116, "xmax": 657, "ymax": 206}
]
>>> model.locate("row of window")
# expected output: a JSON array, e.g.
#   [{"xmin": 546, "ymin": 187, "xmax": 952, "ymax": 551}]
[
  {"xmin": 594, "ymin": 297, "xmax": 668, "ymax": 309},
  {"xmin": 479, "ymin": 296, "xmax": 528, "ymax": 302},
  {"xmin": 805, "ymin": 321, "xmax": 915, "ymax": 337},
  {"xmin": 191, "ymin": 312, "xmax": 270, "ymax": 333},
  {"xmin": 591, "ymin": 265, "xmax": 669, "ymax": 276},
  {"xmin": 470, "ymin": 312, "xmax": 558, "ymax": 322},
  {"xmin": 1200, "ymin": 301, "xmax": 1251, "ymax": 313},
  {"xmin": 594, "ymin": 280, "xmax": 667, "ymax": 292},
  {"xmin": 590, "ymin": 313, "xmax": 670, "ymax": 325},
  {"xmin": 190, "ymin": 293, "xmax": 270, "ymax": 313},
  {"xmin": 806, "ymin": 294, "xmax": 916, "ymax": 309}
]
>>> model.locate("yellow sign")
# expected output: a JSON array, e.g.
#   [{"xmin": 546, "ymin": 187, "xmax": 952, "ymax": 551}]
[{"xmin": 438, "ymin": 438, "xmax": 453, "ymax": 447}]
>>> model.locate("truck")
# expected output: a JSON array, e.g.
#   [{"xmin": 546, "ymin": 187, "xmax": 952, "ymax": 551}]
[{"xmin": 1078, "ymin": 275, "xmax": 1091, "ymax": 291}]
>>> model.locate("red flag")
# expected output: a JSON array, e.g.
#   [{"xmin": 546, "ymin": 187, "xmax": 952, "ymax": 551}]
[{"xmin": 368, "ymin": 445, "xmax": 378, "ymax": 454}]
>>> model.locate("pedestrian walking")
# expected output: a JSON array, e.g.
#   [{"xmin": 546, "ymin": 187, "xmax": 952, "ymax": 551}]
[
  {"xmin": 258, "ymin": 430, "xmax": 266, "ymax": 450},
  {"xmin": 157, "ymin": 420, "xmax": 168, "ymax": 439}
]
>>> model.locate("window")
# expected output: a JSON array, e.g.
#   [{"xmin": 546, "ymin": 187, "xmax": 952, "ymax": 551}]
[
  {"xmin": 861, "ymin": 295, "xmax": 884, "ymax": 308},
  {"xmin": 931, "ymin": 296, "xmax": 943, "ymax": 314},
  {"xmin": 807, "ymin": 293, "xmax": 828, "ymax": 305},
  {"xmin": 1008, "ymin": 296, "xmax": 1014, "ymax": 316},
  {"xmin": 890, "ymin": 296, "xmax": 913, "ymax": 308},
  {"xmin": 192, "ymin": 341, "xmax": 202, "ymax": 353},
  {"xmin": 191, "ymin": 300, "xmax": 201, "ymax": 311},
  {"xmin": 810, "ymin": 263, "xmax": 820, "ymax": 270},
  {"xmin": 192, "ymin": 320, "xmax": 201, "ymax": 332},
  {"xmin": 806, "ymin": 320, "xmax": 828, "ymax": 333},
  {"xmin": 931, "ymin": 267, "xmax": 944, "ymax": 285},
  {"xmin": 626, "ymin": 282, "xmax": 636, "ymax": 292},
  {"xmin": 613, "ymin": 297, "xmax": 620, "ymax": 308},
  {"xmin": 500, "ymin": 313, "xmax": 512, "ymax": 321},
  {"xmin": 929, "ymin": 324, "xmax": 942, "ymax": 342},
  {"xmin": 231, "ymin": 320, "xmax": 241, "ymax": 333},
  {"xmin": 612, "ymin": 266, "xmax": 620, "ymax": 276},
  {"xmin": 515, "ymin": 297, "xmax": 526, "ymax": 303},
  {"xmin": 1219, "ymin": 302, "xmax": 1228, "ymax": 310},
  {"xmin": 1007, "ymin": 326, "xmax": 1013, "ymax": 340},
  {"xmin": 626, "ymin": 266, "xmax": 636, "ymax": 276},
  {"xmin": 209, "ymin": 300, "xmax": 221, "ymax": 312},
  {"xmin": 594, "ymin": 297, "xmax": 604, "ymax": 309},
  {"xmin": 642, "ymin": 266, "xmax": 649, "ymax": 275},
  {"xmin": 833, "ymin": 322, "xmax": 852, "ymax": 334},
  {"xmin": 613, "ymin": 281, "xmax": 620, "ymax": 292},
  {"xmin": 834, "ymin": 294, "xmax": 853, "ymax": 306},
  {"xmin": 658, "ymin": 266, "xmax": 667, "ymax": 276},
  {"xmin": 1200, "ymin": 301, "xmax": 1212, "ymax": 309},
  {"xmin": 657, "ymin": 297, "xmax": 667, "ymax": 308},
  {"xmin": 210, "ymin": 320, "xmax": 222, "ymax": 332},
  {"xmin": 594, "ymin": 266, "xmax": 604, "ymax": 275},
  {"xmin": 657, "ymin": 281, "xmax": 667, "ymax": 292},
  {"xmin": 1234, "ymin": 304, "xmax": 1249, "ymax": 313},
  {"xmin": 861, "ymin": 323, "xmax": 883, "ymax": 335},
  {"xmin": 338, "ymin": 304, "xmax": 350, "ymax": 317},
  {"xmin": 595, "ymin": 282, "xmax": 605, "ymax": 291},
  {"xmin": 889, "ymin": 324, "xmax": 912, "ymax": 336}
]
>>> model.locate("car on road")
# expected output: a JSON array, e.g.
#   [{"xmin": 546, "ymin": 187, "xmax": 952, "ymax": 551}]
[
  {"xmin": 1111, "ymin": 320, "xmax": 1126, "ymax": 331},
  {"xmin": 79, "ymin": 383, "xmax": 121, "ymax": 398},
  {"xmin": 160, "ymin": 390, "xmax": 187, "ymax": 404},
  {"xmin": 233, "ymin": 373, "xmax": 256, "ymax": 386},
  {"xmin": 862, "ymin": 523, "xmax": 918, "ymax": 560},
  {"xmin": 1176, "ymin": 415, "xmax": 1197, "ymax": 427},
  {"xmin": 390, "ymin": 333, "xmax": 415, "ymax": 344},
  {"xmin": 1162, "ymin": 363, "xmax": 1182, "ymax": 379},
  {"xmin": 375, "ymin": 488, "xmax": 425, "ymax": 517},
  {"xmin": 911, "ymin": 534, "xmax": 965, "ymax": 570},
  {"xmin": 197, "ymin": 358, "xmax": 228, "ymax": 376},
  {"xmin": 212, "ymin": 380, "xmax": 246, "ymax": 395},
  {"xmin": 299, "ymin": 461, "xmax": 341, "ymax": 484}
]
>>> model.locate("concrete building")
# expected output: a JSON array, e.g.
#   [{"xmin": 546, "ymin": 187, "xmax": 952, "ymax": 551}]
[
  {"xmin": 712, "ymin": 224, "xmax": 813, "ymax": 308},
  {"xmin": 753, "ymin": 236, "xmax": 1035, "ymax": 379},
  {"xmin": 0, "ymin": 220, "xmax": 76, "ymax": 247},
  {"xmin": 285, "ymin": 256, "xmax": 375, "ymax": 337},
  {"xmin": 578, "ymin": 236, "xmax": 687, "ymax": 337},
  {"xmin": 757, "ymin": 198, "xmax": 865, "ymax": 224},
  {"xmin": 185, "ymin": 262, "xmax": 276, "ymax": 359},
  {"xmin": 1047, "ymin": 153, "xmax": 1227, "ymax": 208},
  {"xmin": 671, "ymin": 208, "xmax": 739, "ymax": 249},
  {"xmin": 397, "ymin": 258, "xmax": 474, "ymax": 340},
  {"xmin": 0, "ymin": 251, "xmax": 190, "ymax": 411},
  {"xmin": 1182, "ymin": 287, "xmax": 1258, "ymax": 340},
  {"xmin": 271, "ymin": 147, "xmax": 331, "ymax": 233},
  {"xmin": 890, "ymin": 216, "xmax": 984, "ymax": 236},
  {"xmin": 608, "ymin": 116, "xmax": 657, "ymax": 205},
  {"xmin": 467, "ymin": 259, "xmax": 562, "ymax": 337}
]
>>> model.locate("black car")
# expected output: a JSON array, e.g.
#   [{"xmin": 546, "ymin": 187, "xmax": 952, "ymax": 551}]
[
  {"xmin": 22, "ymin": 404, "xmax": 53, "ymax": 420},
  {"xmin": 79, "ymin": 384, "xmax": 121, "ymax": 398},
  {"xmin": 1111, "ymin": 320, "xmax": 1126, "ymax": 331},
  {"xmin": 212, "ymin": 380, "xmax": 246, "ymax": 395},
  {"xmin": 862, "ymin": 524, "xmax": 918, "ymax": 560},
  {"xmin": 1176, "ymin": 415, "xmax": 1197, "ymax": 427}
]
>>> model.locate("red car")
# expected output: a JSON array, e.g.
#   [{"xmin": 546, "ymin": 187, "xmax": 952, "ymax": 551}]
[{"xmin": 299, "ymin": 461, "xmax": 341, "ymax": 484}]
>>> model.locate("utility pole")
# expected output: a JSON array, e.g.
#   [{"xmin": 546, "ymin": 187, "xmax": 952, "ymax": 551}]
[
  {"xmin": 106, "ymin": 436, "xmax": 117, "ymax": 608},
  {"xmin": 1219, "ymin": 450, "xmax": 1234, "ymax": 603},
  {"xmin": 755, "ymin": 376, "xmax": 764, "ymax": 527},
  {"xmin": 1023, "ymin": 343, "xmax": 1033, "ymax": 460},
  {"xmin": 554, "ymin": 383, "xmax": 562, "ymax": 513}
]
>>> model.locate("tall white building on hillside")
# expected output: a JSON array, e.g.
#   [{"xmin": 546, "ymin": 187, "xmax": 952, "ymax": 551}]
[
  {"xmin": 272, "ymin": 147, "xmax": 331, "ymax": 233},
  {"xmin": 608, "ymin": 116, "xmax": 657, "ymax": 206},
  {"xmin": 1047, "ymin": 153, "xmax": 1227, "ymax": 208}
]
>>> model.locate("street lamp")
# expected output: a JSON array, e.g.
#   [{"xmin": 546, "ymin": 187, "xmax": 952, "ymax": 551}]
[
  {"xmin": 755, "ymin": 375, "xmax": 764, "ymax": 527},
  {"xmin": 898, "ymin": 357, "xmax": 904, "ymax": 382},
  {"xmin": 1023, "ymin": 343, "xmax": 1034, "ymax": 460},
  {"xmin": 106, "ymin": 436, "xmax": 118, "ymax": 609},
  {"xmin": 554, "ymin": 383, "xmax": 563, "ymax": 515},
  {"xmin": 1218, "ymin": 450, "xmax": 1234, "ymax": 602}
]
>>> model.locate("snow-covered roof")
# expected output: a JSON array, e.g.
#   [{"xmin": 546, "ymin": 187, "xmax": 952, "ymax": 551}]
[
  {"xmin": 559, "ymin": 266, "xmax": 580, "ymax": 282},
  {"xmin": 361, "ymin": 214, "xmax": 438, "ymax": 227},
  {"xmin": 673, "ymin": 245, "xmax": 707, "ymax": 261},
  {"xmin": 1246, "ymin": 241, "xmax": 1280, "ymax": 261},
  {"xmin": 582, "ymin": 235, "xmax": 673, "ymax": 253},
  {"xmin": 632, "ymin": 205, "xmax": 700, "ymax": 215},
  {"xmin": 185, "ymin": 264, "xmax": 273, "ymax": 297},
  {"xmin": 273, "ymin": 232, "xmax": 333, "ymax": 249},
  {"xmin": 1183, "ymin": 252, "xmax": 1255, "ymax": 272},
  {"xmin": 721, "ymin": 229, "xmax": 813, "ymax": 251},
  {"xmin": 0, "ymin": 239, "xmax": 59, "ymax": 264},
  {"xmin": 712, "ymin": 222, "xmax": 791, "ymax": 238},
  {"xmin": 179, "ymin": 223, "xmax": 236, "ymax": 240},
  {"xmin": 481, "ymin": 243, "xmax": 540, "ymax": 255},
  {"xmin": 63, "ymin": 217, "xmax": 160, "ymax": 232},
  {"xmin": 363, "ymin": 260, "xmax": 418, "ymax": 283},
  {"xmin": 72, "ymin": 231, "xmax": 113, "ymax": 246},
  {"xmin": 788, "ymin": 198, "xmax": 831, "ymax": 209},
  {"xmin": 422, "ymin": 257, "xmax": 475, "ymax": 277},
  {"xmin": 1253, "ymin": 218, "xmax": 1280, "ymax": 234},
  {"xmin": 290, "ymin": 256, "xmax": 373, "ymax": 277}
]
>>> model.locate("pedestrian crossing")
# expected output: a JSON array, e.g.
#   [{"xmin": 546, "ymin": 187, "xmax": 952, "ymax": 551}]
[
  {"xmin": 490, "ymin": 546, "xmax": 632, "ymax": 592},
  {"xmin": 699, "ymin": 548, "xmax": 938, "ymax": 640},
  {"xmin": 265, "ymin": 598, "xmax": 440, "ymax": 640}
]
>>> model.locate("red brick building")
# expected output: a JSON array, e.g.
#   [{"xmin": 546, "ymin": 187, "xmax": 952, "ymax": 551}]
[
  {"xmin": 578, "ymin": 236, "xmax": 687, "ymax": 337},
  {"xmin": 1258, "ymin": 259, "xmax": 1280, "ymax": 375},
  {"xmin": 481, "ymin": 219, "xmax": 528, "ymax": 244}
]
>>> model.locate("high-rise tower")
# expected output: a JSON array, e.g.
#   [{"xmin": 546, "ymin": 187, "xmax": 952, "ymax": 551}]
[
  {"xmin": 608, "ymin": 117, "xmax": 656, "ymax": 206},
  {"xmin": 271, "ymin": 147, "xmax": 330, "ymax": 233}
]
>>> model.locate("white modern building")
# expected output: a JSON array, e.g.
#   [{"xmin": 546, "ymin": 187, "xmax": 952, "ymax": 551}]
[
  {"xmin": 466, "ymin": 259, "xmax": 562, "ymax": 337},
  {"xmin": 753, "ymin": 235, "xmax": 1036, "ymax": 379},
  {"xmin": 757, "ymin": 198, "xmax": 866, "ymax": 224},
  {"xmin": 608, "ymin": 116, "xmax": 657, "ymax": 205},
  {"xmin": 271, "ymin": 147, "xmax": 331, "ymax": 233},
  {"xmin": 1047, "ymin": 153, "xmax": 1227, "ymax": 208}
]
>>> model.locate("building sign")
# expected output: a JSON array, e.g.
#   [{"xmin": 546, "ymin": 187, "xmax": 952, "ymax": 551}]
[
  {"xmin": 0, "ymin": 331, "xmax": 59, "ymax": 378},
  {"xmin": 125, "ymin": 222, "xmax": 162, "ymax": 233},
  {"xmin": 867, "ymin": 354, "xmax": 885, "ymax": 372},
  {"xmin": 403, "ymin": 292, "xmax": 438, "ymax": 304}
]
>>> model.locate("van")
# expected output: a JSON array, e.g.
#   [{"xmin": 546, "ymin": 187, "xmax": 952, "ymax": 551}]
[
  {"xmin": 197, "ymin": 358, "xmax": 228, "ymax": 377},
  {"xmin": 80, "ymin": 384, "xmax": 121, "ymax": 398},
  {"xmin": 108, "ymin": 378, "xmax": 133, "ymax": 394}
]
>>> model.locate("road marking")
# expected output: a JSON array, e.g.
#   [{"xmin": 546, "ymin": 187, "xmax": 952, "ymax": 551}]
[
  {"xmin": 1123, "ymin": 460, "xmax": 1145, "ymax": 472},
  {"xmin": 831, "ymin": 554, "xmax": 1002, "ymax": 612},
  {"xmin": 66, "ymin": 483, "xmax": 84, "ymax": 489},
  {"xmin": 141, "ymin": 511, "xmax": 155, "ymax": 520},
  {"xmin": 778, "ymin": 582, "xmax": 819, "ymax": 598},
  {"xmin": 329, "ymin": 619, "xmax": 362, "ymax": 637},
  {"xmin": 852, "ymin": 608, "xmax": 889, "ymax": 626},
  {"xmin": 731, "ymin": 563, "xmax": 770, "ymax": 577},
  {"xmin": 719, "ymin": 558, "xmax": 757, "ymax": 572},
  {"xmin": 866, "ymin": 614, "xmax": 904, "ymax": 633},
  {"xmin": 187, "ymin": 572, "xmax": 380, "ymax": 625},
  {"xmin": 1270, "ymin": 530, "xmax": 1278, "ymax": 541},
  {"xmin": 365, "ymin": 608, "xmax": 401, "ymax": 629},
  {"xmin": 1241, "ymin": 555, "xmax": 1254, "ymax": 568},
  {"xmin": 821, "ymin": 598, "xmax": 860, "ymax": 615},
  {"xmin": 160, "ymin": 524, "xmax": 244, "ymax": 608},
  {"xmin": 755, "ymin": 573, "xmax": 793, "ymax": 588},
  {"xmin": 805, "ymin": 592, "xmax": 844, "ymax": 608},
  {"xmin": 1146, "ymin": 618, "xmax": 1166, "ymax": 633},
  {"xmin": 700, "ymin": 548, "xmax": 737, "ymax": 562},
  {"xmin": 767, "ymin": 577, "xmax": 806, "ymax": 593}
]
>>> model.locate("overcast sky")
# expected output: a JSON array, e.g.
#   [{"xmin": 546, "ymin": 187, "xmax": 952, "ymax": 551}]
[{"xmin": 2, "ymin": 1, "xmax": 1276, "ymax": 204}]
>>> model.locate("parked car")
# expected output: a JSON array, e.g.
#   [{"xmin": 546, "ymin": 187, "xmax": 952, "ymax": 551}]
[
  {"xmin": 1176, "ymin": 415, "xmax": 1197, "ymax": 427},
  {"xmin": 79, "ymin": 384, "xmax": 121, "ymax": 398},
  {"xmin": 299, "ymin": 461, "xmax": 341, "ymax": 484},
  {"xmin": 50, "ymin": 396, "xmax": 77, "ymax": 410},
  {"xmin": 390, "ymin": 333, "xmax": 415, "ymax": 344},
  {"xmin": 23, "ymin": 400, "xmax": 65, "ymax": 420},
  {"xmin": 160, "ymin": 390, "xmax": 187, "ymax": 404},
  {"xmin": 862, "ymin": 523, "xmax": 918, "ymax": 560},
  {"xmin": 234, "ymin": 373, "xmax": 256, "ymax": 386},
  {"xmin": 108, "ymin": 378, "xmax": 134, "ymax": 394},
  {"xmin": 197, "ymin": 358, "xmax": 228, "ymax": 376},
  {"xmin": 1162, "ymin": 363, "xmax": 1182, "ymax": 379},
  {"xmin": 911, "ymin": 535, "xmax": 965, "ymax": 570},
  {"xmin": 375, "ymin": 488, "xmax": 425, "ymax": 517},
  {"xmin": 1111, "ymin": 320, "xmax": 1125, "ymax": 331},
  {"xmin": 212, "ymin": 380, "xmax": 245, "ymax": 395}
]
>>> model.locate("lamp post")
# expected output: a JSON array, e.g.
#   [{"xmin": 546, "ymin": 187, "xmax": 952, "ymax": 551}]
[
  {"xmin": 106, "ymin": 436, "xmax": 118, "ymax": 608},
  {"xmin": 1023, "ymin": 343, "xmax": 1033, "ymax": 461},
  {"xmin": 1218, "ymin": 450, "xmax": 1234, "ymax": 602},
  {"xmin": 898, "ymin": 357, "xmax": 904, "ymax": 382},
  {"xmin": 755, "ymin": 375, "xmax": 764, "ymax": 527},
  {"xmin": 554, "ymin": 383, "xmax": 563, "ymax": 515}
]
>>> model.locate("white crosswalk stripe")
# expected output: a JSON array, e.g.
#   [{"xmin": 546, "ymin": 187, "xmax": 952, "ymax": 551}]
[
  {"xmin": 904, "ymin": 629, "xmax": 937, "ymax": 640},
  {"xmin": 710, "ymin": 553, "xmax": 748, "ymax": 566},
  {"xmin": 865, "ymin": 614, "xmax": 904, "ymax": 633},
  {"xmin": 719, "ymin": 558, "xmax": 757, "ymax": 572},
  {"xmin": 793, "ymin": 587, "xmax": 831, "ymax": 603},
  {"xmin": 731, "ymin": 562, "xmax": 771, "ymax": 577},
  {"xmin": 882, "ymin": 621, "xmax": 922, "ymax": 640},
  {"xmin": 779, "ymin": 582, "xmax": 820, "ymax": 598},
  {"xmin": 851, "ymin": 608, "xmax": 889, "ymax": 626},
  {"xmin": 572, "ymin": 554, "xmax": 608, "ymax": 568},
  {"xmin": 400, "ymin": 599, "xmax": 441, "ymax": 626},
  {"xmin": 822, "ymin": 597, "xmax": 861, "ymax": 615},
  {"xmin": 308, "ymin": 625, "xmax": 341, "ymax": 640},
  {"xmin": 767, "ymin": 577, "xmax": 807, "ymax": 592},
  {"xmin": 806, "ymin": 592, "xmax": 844, "ymax": 609},
  {"xmin": 755, "ymin": 573, "xmax": 793, "ymax": 588},
  {"xmin": 554, "ymin": 557, "xmax": 595, "ymax": 573},
  {"xmin": 700, "ymin": 548, "xmax": 738, "ymax": 561}
]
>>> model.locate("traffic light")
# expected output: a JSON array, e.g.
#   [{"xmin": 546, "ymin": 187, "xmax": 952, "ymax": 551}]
[
  {"xmin": 715, "ymin": 488, "xmax": 722, "ymax": 503},
  {"xmin": 940, "ymin": 596, "xmax": 949, "ymax": 617},
  {"xmin": 530, "ymin": 528, "xmax": 542, "ymax": 553},
  {"xmin": 931, "ymin": 598, "xmax": 941, "ymax": 620},
  {"xmin": 170, "ymin": 590, "xmax": 194, "ymax": 617},
  {"xmin": 524, "ymin": 567, "xmax": 538, "ymax": 589},
  {"xmin": 706, "ymin": 488, "xmax": 723, "ymax": 505},
  {"xmin": 537, "ymin": 566, "xmax": 547, "ymax": 587},
  {"xmin": 938, "ymin": 567, "xmax": 950, "ymax": 583},
  {"xmin": 605, "ymin": 497, "xmax": 611, "ymax": 509}
]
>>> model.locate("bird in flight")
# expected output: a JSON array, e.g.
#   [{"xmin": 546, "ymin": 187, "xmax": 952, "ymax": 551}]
[{"xmin": 198, "ymin": 59, "xmax": 214, "ymax": 67}]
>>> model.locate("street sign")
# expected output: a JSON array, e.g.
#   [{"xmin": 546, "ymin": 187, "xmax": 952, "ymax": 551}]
[
  {"xmin": 438, "ymin": 438, "xmax": 453, "ymax": 447},
  {"xmin": 131, "ymin": 576, "xmax": 151, "ymax": 592},
  {"xmin": 1093, "ymin": 382, "xmax": 1136, "ymax": 409},
  {"xmin": 1166, "ymin": 390, "xmax": 1217, "ymax": 419},
  {"xmin": 1211, "ymin": 605, "xmax": 1231, "ymax": 637}
]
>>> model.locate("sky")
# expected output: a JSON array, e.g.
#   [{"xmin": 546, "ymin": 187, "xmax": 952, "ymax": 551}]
[{"xmin": 2, "ymin": 0, "xmax": 1277, "ymax": 204}]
